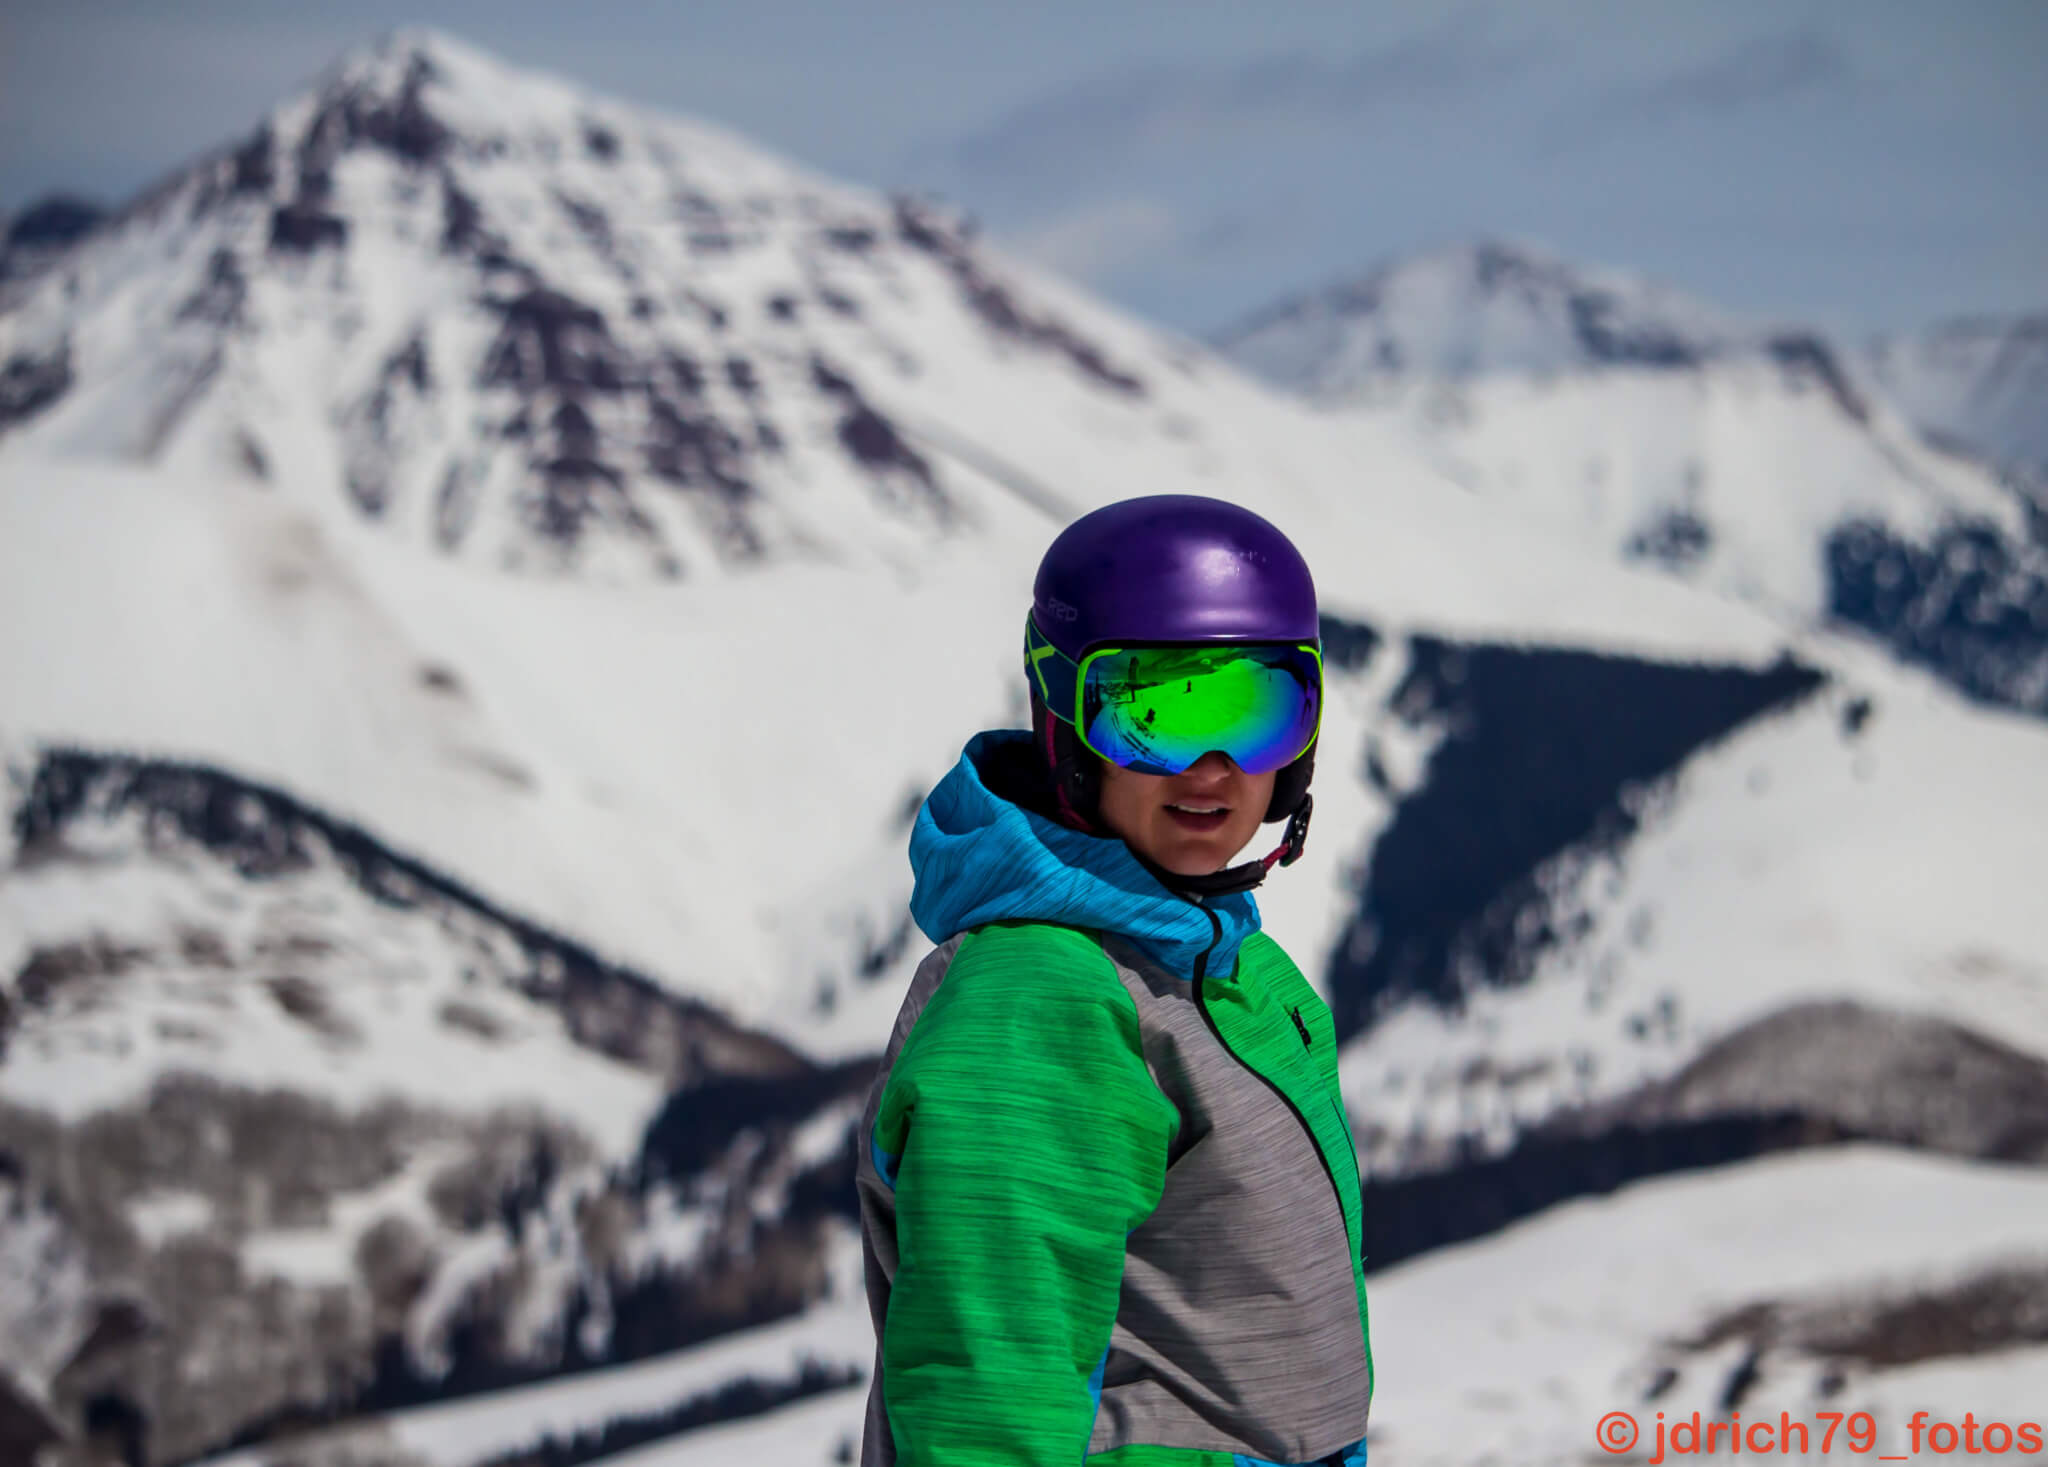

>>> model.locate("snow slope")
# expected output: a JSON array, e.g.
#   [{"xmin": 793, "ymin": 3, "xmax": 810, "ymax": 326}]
[
  {"xmin": 1365, "ymin": 1146, "xmax": 2048, "ymax": 1467},
  {"xmin": 192, "ymin": 1222, "xmax": 874, "ymax": 1467},
  {"xmin": 1330, "ymin": 627, "xmax": 2048, "ymax": 1176}
]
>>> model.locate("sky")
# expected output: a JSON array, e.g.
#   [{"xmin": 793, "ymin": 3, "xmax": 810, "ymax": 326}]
[{"xmin": 2, "ymin": 0, "xmax": 2043, "ymax": 339}]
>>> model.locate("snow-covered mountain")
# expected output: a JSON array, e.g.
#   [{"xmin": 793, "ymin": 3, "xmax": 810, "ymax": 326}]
[
  {"xmin": 4, "ymin": 33, "xmax": 2047, "ymax": 1467},
  {"xmin": 0, "ymin": 741, "xmax": 873, "ymax": 1466},
  {"xmin": 1215, "ymin": 240, "xmax": 1753, "ymax": 397},
  {"xmin": 1, "ymin": 36, "xmax": 1001, "ymax": 580},
  {"xmin": 1863, "ymin": 314, "xmax": 2048, "ymax": 500},
  {"xmin": 1321, "ymin": 630, "xmax": 2048, "ymax": 1179},
  {"xmin": 1216, "ymin": 242, "xmax": 2048, "ymax": 716},
  {"xmin": 0, "ymin": 39, "xmax": 1788, "ymax": 1043},
  {"xmin": 181, "ymin": 1147, "xmax": 2048, "ymax": 1467}
]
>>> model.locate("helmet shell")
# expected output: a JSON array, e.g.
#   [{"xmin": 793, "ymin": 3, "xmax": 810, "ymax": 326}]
[{"xmin": 1032, "ymin": 494, "xmax": 1319, "ymax": 660}]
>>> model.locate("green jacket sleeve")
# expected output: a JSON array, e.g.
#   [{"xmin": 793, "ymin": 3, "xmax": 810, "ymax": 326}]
[{"xmin": 871, "ymin": 922, "xmax": 1178, "ymax": 1465}]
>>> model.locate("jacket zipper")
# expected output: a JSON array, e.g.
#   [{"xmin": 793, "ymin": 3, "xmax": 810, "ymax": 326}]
[{"xmin": 1188, "ymin": 903, "xmax": 1356, "ymax": 1286}]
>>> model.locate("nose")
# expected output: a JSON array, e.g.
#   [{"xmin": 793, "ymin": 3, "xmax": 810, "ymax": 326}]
[{"xmin": 1182, "ymin": 751, "xmax": 1241, "ymax": 782}]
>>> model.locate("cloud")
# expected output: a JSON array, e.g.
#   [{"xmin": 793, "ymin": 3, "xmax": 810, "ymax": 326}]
[
  {"xmin": 1003, "ymin": 198, "xmax": 1181, "ymax": 283},
  {"xmin": 1646, "ymin": 27, "xmax": 1849, "ymax": 112},
  {"xmin": 1555, "ymin": 27, "xmax": 1853, "ymax": 138},
  {"xmin": 925, "ymin": 9, "xmax": 1534, "ymax": 195}
]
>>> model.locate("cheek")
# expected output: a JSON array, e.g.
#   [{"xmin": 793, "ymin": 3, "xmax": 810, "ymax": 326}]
[
  {"xmin": 1235, "ymin": 779, "xmax": 1275, "ymax": 841},
  {"xmin": 1099, "ymin": 769, "xmax": 1158, "ymax": 832}
]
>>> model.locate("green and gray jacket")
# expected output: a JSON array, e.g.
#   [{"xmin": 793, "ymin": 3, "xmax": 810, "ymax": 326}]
[{"xmin": 857, "ymin": 731, "xmax": 1373, "ymax": 1466}]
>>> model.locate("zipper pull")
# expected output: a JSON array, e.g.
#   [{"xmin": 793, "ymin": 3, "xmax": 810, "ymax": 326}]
[{"xmin": 1291, "ymin": 1005, "xmax": 1312, "ymax": 1049}]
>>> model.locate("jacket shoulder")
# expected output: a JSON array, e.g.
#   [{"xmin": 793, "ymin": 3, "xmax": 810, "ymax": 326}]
[
  {"xmin": 1238, "ymin": 930, "xmax": 1329, "ymax": 1012},
  {"xmin": 948, "ymin": 919, "xmax": 1123, "ymax": 996},
  {"xmin": 885, "ymin": 920, "xmax": 1164, "ymax": 1134},
  {"xmin": 895, "ymin": 922, "xmax": 1143, "ymax": 1081},
  {"xmin": 1236, "ymin": 928, "xmax": 1310, "ymax": 987}
]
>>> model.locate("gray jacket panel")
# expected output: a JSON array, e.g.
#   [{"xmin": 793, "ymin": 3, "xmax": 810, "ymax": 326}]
[{"xmin": 1088, "ymin": 934, "xmax": 1372, "ymax": 1461}]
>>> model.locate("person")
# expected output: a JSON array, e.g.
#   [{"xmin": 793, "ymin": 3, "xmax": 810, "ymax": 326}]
[{"xmin": 854, "ymin": 494, "xmax": 1374, "ymax": 1467}]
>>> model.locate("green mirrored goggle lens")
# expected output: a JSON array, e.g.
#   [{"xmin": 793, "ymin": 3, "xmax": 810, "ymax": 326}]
[{"xmin": 1077, "ymin": 643, "xmax": 1322, "ymax": 776}]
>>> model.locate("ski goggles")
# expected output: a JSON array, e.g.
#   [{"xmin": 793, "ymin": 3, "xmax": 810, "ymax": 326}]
[{"xmin": 1026, "ymin": 616, "xmax": 1323, "ymax": 776}]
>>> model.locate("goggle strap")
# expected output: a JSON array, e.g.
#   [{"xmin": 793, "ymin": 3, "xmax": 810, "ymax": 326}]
[{"xmin": 1024, "ymin": 615, "xmax": 1081, "ymax": 723}]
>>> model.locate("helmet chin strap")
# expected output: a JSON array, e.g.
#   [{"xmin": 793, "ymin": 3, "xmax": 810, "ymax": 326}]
[{"xmin": 1129, "ymin": 795, "xmax": 1314, "ymax": 901}]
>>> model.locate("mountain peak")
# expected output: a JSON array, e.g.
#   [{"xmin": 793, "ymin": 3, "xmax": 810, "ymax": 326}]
[
  {"xmin": 362, "ymin": 23, "xmax": 512, "ymax": 71},
  {"xmin": 291, "ymin": 25, "xmax": 667, "ymax": 155},
  {"xmin": 1214, "ymin": 238, "xmax": 1750, "ymax": 399},
  {"xmin": 0, "ymin": 28, "xmax": 1167, "ymax": 580},
  {"xmin": 252, "ymin": 25, "xmax": 749, "ymax": 191},
  {"xmin": 319, "ymin": 25, "xmax": 597, "ymax": 110}
]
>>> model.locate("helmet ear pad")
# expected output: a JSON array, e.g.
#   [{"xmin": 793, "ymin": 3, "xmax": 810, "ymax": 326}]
[
  {"xmin": 1029, "ymin": 688, "xmax": 1104, "ymax": 832},
  {"xmin": 1266, "ymin": 744, "xmax": 1315, "ymax": 823},
  {"xmin": 1031, "ymin": 688, "xmax": 1315, "ymax": 828}
]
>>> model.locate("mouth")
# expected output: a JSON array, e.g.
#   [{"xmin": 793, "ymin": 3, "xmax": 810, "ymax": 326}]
[{"xmin": 1164, "ymin": 802, "xmax": 1231, "ymax": 833}]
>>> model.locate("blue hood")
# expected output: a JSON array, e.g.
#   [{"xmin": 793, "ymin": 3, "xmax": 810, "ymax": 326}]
[{"xmin": 908, "ymin": 730, "xmax": 1261, "ymax": 981}]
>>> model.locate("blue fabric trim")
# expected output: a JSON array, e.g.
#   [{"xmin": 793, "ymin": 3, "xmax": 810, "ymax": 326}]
[
  {"xmin": 908, "ymin": 730, "xmax": 1261, "ymax": 981},
  {"xmin": 1231, "ymin": 1437, "xmax": 1366, "ymax": 1467},
  {"xmin": 869, "ymin": 1128, "xmax": 899, "ymax": 1192},
  {"xmin": 1083, "ymin": 1231, "xmax": 1127, "ymax": 1453}
]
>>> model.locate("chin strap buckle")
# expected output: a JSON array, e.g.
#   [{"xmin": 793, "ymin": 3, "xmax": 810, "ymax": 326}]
[
  {"xmin": 1261, "ymin": 793, "xmax": 1314, "ymax": 871},
  {"xmin": 1284, "ymin": 793, "xmax": 1313, "ymax": 864}
]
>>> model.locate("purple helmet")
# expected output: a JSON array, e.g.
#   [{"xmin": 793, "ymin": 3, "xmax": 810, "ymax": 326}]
[
  {"xmin": 1025, "ymin": 495, "xmax": 1320, "ymax": 879},
  {"xmin": 1031, "ymin": 494, "xmax": 1321, "ymax": 659}
]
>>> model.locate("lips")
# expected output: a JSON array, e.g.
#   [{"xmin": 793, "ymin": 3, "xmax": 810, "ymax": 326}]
[{"xmin": 1165, "ymin": 803, "xmax": 1230, "ymax": 832}]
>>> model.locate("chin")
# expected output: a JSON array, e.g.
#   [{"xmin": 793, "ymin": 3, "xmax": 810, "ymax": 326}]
[{"xmin": 1155, "ymin": 836, "xmax": 1246, "ymax": 876}]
